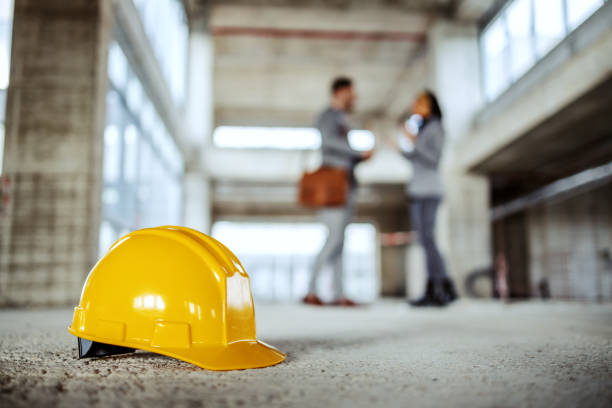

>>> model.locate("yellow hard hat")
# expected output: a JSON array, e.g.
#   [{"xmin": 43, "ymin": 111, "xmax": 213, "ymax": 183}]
[{"xmin": 68, "ymin": 226, "xmax": 285, "ymax": 370}]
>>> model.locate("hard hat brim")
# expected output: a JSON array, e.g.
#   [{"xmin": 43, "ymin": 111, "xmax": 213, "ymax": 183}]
[
  {"xmin": 179, "ymin": 339, "xmax": 287, "ymax": 371},
  {"xmin": 69, "ymin": 328, "xmax": 285, "ymax": 370}
]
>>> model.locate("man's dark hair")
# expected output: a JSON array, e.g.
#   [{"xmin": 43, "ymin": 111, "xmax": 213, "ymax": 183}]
[{"xmin": 331, "ymin": 77, "xmax": 353, "ymax": 94}]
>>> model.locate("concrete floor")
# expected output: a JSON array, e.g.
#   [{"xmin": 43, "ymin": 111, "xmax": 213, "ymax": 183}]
[{"xmin": 0, "ymin": 300, "xmax": 611, "ymax": 408}]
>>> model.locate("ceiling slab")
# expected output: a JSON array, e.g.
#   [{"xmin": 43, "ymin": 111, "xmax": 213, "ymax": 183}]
[
  {"xmin": 210, "ymin": 4, "xmax": 435, "ymax": 31},
  {"xmin": 454, "ymin": 0, "xmax": 500, "ymax": 21},
  {"xmin": 184, "ymin": 0, "xmax": 493, "ymax": 126}
]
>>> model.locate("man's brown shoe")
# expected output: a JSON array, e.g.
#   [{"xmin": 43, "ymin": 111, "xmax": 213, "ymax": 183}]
[
  {"xmin": 333, "ymin": 297, "xmax": 358, "ymax": 307},
  {"xmin": 303, "ymin": 293, "xmax": 324, "ymax": 306}
]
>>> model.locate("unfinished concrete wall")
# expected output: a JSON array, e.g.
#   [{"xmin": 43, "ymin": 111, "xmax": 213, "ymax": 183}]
[
  {"xmin": 527, "ymin": 185, "xmax": 612, "ymax": 301},
  {"xmin": 0, "ymin": 0, "xmax": 111, "ymax": 306}
]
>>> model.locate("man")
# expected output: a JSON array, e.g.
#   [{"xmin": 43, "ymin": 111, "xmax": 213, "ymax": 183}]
[{"xmin": 304, "ymin": 77, "xmax": 374, "ymax": 306}]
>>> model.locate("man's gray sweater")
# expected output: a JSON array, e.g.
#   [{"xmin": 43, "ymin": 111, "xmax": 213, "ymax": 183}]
[{"xmin": 317, "ymin": 107, "xmax": 363, "ymax": 186}]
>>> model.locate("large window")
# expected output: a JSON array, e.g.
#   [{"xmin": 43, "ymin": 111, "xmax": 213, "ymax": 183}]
[
  {"xmin": 481, "ymin": 0, "xmax": 606, "ymax": 101},
  {"xmin": 212, "ymin": 222, "xmax": 379, "ymax": 303},
  {"xmin": 567, "ymin": 0, "xmax": 606, "ymax": 29},
  {"xmin": 131, "ymin": 0, "xmax": 188, "ymax": 105},
  {"xmin": 0, "ymin": 0, "xmax": 13, "ymax": 173},
  {"xmin": 213, "ymin": 126, "xmax": 376, "ymax": 151},
  {"xmin": 100, "ymin": 42, "xmax": 184, "ymax": 255}
]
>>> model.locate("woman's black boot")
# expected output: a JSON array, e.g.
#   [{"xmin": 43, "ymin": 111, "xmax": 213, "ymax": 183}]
[
  {"xmin": 410, "ymin": 279, "xmax": 448, "ymax": 307},
  {"xmin": 441, "ymin": 277, "xmax": 458, "ymax": 303}
]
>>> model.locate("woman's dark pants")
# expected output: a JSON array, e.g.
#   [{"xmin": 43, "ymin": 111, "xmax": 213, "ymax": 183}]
[{"xmin": 410, "ymin": 197, "xmax": 448, "ymax": 281}]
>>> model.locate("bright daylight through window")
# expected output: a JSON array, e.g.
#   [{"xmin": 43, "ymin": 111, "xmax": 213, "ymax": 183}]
[
  {"xmin": 213, "ymin": 126, "xmax": 376, "ymax": 151},
  {"xmin": 212, "ymin": 222, "xmax": 379, "ymax": 303},
  {"xmin": 132, "ymin": 0, "xmax": 188, "ymax": 104},
  {"xmin": 99, "ymin": 0, "xmax": 188, "ymax": 255},
  {"xmin": 0, "ymin": 0, "xmax": 13, "ymax": 174},
  {"xmin": 481, "ymin": 0, "xmax": 605, "ymax": 101}
]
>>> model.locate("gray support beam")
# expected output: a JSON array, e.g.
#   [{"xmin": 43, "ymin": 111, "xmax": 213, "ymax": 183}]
[{"xmin": 492, "ymin": 161, "xmax": 612, "ymax": 221}]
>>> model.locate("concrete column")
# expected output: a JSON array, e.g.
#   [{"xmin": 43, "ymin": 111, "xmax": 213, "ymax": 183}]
[
  {"xmin": 427, "ymin": 21, "xmax": 483, "ymax": 141},
  {"xmin": 362, "ymin": 117, "xmax": 410, "ymax": 297},
  {"xmin": 440, "ymin": 172, "xmax": 491, "ymax": 296},
  {"xmin": 0, "ymin": 0, "xmax": 112, "ymax": 306},
  {"xmin": 183, "ymin": 172, "xmax": 212, "ymax": 234},
  {"xmin": 186, "ymin": 16, "xmax": 214, "ymax": 151},
  {"xmin": 183, "ymin": 14, "xmax": 214, "ymax": 233},
  {"xmin": 426, "ymin": 20, "xmax": 492, "ymax": 296}
]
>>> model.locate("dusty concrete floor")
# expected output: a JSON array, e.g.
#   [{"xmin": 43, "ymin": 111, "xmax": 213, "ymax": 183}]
[{"xmin": 1, "ymin": 300, "xmax": 611, "ymax": 408}]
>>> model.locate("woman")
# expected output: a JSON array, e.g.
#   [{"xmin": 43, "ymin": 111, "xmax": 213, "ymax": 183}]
[{"xmin": 397, "ymin": 90, "xmax": 457, "ymax": 307}]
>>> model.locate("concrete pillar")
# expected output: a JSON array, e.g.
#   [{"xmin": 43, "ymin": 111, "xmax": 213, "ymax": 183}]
[
  {"xmin": 426, "ymin": 20, "xmax": 492, "ymax": 296},
  {"xmin": 361, "ymin": 117, "xmax": 410, "ymax": 297},
  {"xmin": 186, "ymin": 16, "xmax": 214, "ymax": 151},
  {"xmin": 183, "ymin": 172, "xmax": 212, "ymax": 233},
  {"xmin": 427, "ymin": 21, "xmax": 483, "ymax": 141},
  {"xmin": 183, "ymin": 14, "xmax": 214, "ymax": 233},
  {"xmin": 440, "ymin": 172, "xmax": 491, "ymax": 296},
  {"xmin": 0, "ymin": 0, "xmax": 111, "ymax": 306}
]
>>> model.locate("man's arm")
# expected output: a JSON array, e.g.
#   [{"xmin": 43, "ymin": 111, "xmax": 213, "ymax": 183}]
[{"xmin": 320, "ymin": 115, "xmax": 364, "ymax": 161}]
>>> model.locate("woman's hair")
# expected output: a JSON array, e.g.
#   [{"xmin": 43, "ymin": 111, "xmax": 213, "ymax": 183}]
[{"xmin": 424, "ymin": 89, "xmax": 443, "ymax": 119}]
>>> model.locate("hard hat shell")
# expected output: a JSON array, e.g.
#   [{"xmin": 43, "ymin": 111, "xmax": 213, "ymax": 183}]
[{"xmin": 68, "ymin": 226, "xmax": 285, "ymax": 370}]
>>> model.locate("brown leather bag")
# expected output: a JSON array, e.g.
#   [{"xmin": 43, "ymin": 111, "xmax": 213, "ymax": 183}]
[{"xmin": 298, "ymin": 166, "xmax": 348, "ymax": 207}]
